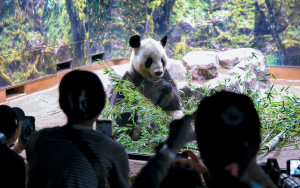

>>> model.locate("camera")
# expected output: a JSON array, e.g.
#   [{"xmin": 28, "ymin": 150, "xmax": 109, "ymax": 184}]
[
  {"xmin": 280, "ymin": 173, "xmax": 300, "ymax": 188},
  {"xmin": 175, "ymin": 152, "xmax": 189, "ymax": 159},
  {"xmin": 287, "ymin": 159, "xmax": 300, "ymax": 177},
  {"xmin": 259, "ymin": 158, "xmax": 300, "ymax": 188},
  {"xmin": 280, "ymin": 159, "xmax": 300, "ymax": 188}
]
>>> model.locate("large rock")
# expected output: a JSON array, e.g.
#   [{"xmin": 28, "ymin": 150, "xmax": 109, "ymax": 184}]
[
  {"xmin": 41, "ymin": 50, "xmax": 56, "ymax": 74},
  {"xmin": 182, "ymin": 51, "xmax": 219, "ymax": 81},
  {"xmin": 94, "ymin": 70, "xmax": 111, "ymax": 92},
  {"xmin": 228, "ymin": 67, "xmax": 258, "ymax": 92},
  {"xmin": 217, "ymin": 50, "xmax": 239, "ymax": 69},
  {"xmin": 95, "ymin": 63, "xmax": 130, "ymax": 100},
  {"xmin": 55, "ymin": 44, "xmax": 72, "ymax": 63},
  {"xmin": 204, "ymin": 74, "xmax": 242, "ymax": 94},
  {"xmin": 167, "ymin": 58, "xmax": 187, "ymax": 80},
  {"xmin": 177, "ymin": 81, "xmax": 204, "ymax": 109},
  {"xmin": 226, "ymin": 48, "xmax": 270, "ymax": 89},
  {"xmin": 177, "ymin": 81, "xmax": 203, "ymax": 98},
  {"xmin": 110, "ymin": 63, "xmax": 130, "ymax": 77}
]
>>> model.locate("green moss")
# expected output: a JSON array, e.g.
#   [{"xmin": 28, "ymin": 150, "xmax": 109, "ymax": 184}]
[
  {"xmin": 0, "ymin": 70, "xmax": 12, "ymax": 84},
  {"xmin": 282, "ymin": 39, "xmax": 300, "ymax": 48}
]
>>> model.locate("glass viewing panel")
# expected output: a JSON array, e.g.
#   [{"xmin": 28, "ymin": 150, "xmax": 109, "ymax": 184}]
[{"xmin": 1, "ymin": 0, "xmax": 299, "ymax": 154}]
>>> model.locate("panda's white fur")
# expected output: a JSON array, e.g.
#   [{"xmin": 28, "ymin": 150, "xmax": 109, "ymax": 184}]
[
  {"xmin": 129, "ymin": 38, "xmax": 168, "ymax": 82},
  {"xmin": 111, "ymin": 35, "xmax": 184, "ymax": 126}
]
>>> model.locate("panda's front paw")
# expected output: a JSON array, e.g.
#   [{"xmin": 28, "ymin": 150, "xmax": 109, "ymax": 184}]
[{"xmin": 158, "ymin": 80, "xmax": 172, "ymax": 94}]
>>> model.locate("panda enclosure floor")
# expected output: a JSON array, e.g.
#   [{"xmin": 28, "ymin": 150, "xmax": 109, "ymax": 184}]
[{"xmin": 2, "ymin": 72, "xmax": 300, "ymax": 174}]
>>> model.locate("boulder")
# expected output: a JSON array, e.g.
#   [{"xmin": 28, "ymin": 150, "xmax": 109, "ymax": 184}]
[
  {"xmin": 41, "ymin": 50, "xmax": 56, "ymax": 74},
  {"xmin": 216, "ymin": 48, "xmax": 270, "ymax": 89},
  {"xmin": 177, "ymin": 81, "xmax": 194, "ymax": 98},
  {"xmin": 228, "ymin": 67, "xmax": 258, "ymax": 92},
  {"xmin": 217, "ymin": 50, "xmax": 239, "ymax": 69},
  {"xmin": 167, "ymin": 58, "xmax": 187, "ymax": 80},
  {"xmin": 55, "ymin": 44, "xmax": 72, "ymax": 63},
  {"xmin": 182, "ymin": 51, "xmax": 219, "ymax": 81},
  {"xmin": 111, "ymin": 63, "xmax": 131, "ymax": 77},
  {"xmin": 94, "ymin": 69, "xmax": 111, "ymax": 91},
  {"xmin": 204, "ymin": 74, "xmax": 242, "ymax": 94},
  {"xmin": 177, "ymin": 81, "xmax": 204, "ymax": 109},
  {"xmin": 95, "ymin": 63, "xmax": 131, "ymax": 99},
  {"xmin": 227, "ymin": 48, "xmax": 270, "ymax": 89}
]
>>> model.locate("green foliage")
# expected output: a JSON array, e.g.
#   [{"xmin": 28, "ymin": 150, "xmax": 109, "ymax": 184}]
[
  {"xmin": 254, "ymin": 86, "xmax": 300, "ymax": 150},
  {"xmin": 100, "ymin": 67, "xmax": 172, "ymax": 153},
  {"xmin": 266, "ymin": 54, "xmax": 280, "ymax": 66},
  {"xmin": 100, "ymin": 57, "xmax": 300, "ymax": 154}
]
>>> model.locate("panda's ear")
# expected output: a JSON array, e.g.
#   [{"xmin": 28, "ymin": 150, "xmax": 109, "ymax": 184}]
[
  {"xmin": 160, "ymin": 36, "xmax": 167, "ymax": 47},
  {"xmin": 129, "ymin": 35, "xmax": 141, "ymax": 48}
]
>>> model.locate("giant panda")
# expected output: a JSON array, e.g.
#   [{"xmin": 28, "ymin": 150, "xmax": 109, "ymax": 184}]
[{"xmin": 111, "ymin": 35, "xmax": 183, "ymax": 127}]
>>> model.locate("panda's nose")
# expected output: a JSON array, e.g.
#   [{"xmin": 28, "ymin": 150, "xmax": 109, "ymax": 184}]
[{"xmin": 155, "ymin": 71, "xmax": 163, "ymax": 76}]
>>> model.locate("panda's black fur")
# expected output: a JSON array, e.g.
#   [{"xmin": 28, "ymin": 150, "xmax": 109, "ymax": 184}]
[{"xmin": 111, "ymin": 35, "xmax": 182, "ymax": 126}]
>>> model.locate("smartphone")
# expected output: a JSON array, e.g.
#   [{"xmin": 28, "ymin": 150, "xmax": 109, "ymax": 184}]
[
  {"xmin": 287, "ymin": 159, "xmax": 300, "ymax": 176},
  {"xmin": 175, "ymin": 152, "xmax": 188, "ymax": 159},
  {"xmin": 175, "ymin": 153, "xmax": 183, "ymax": 159},
  {"xmin": 96, "ymin": 119, "xmax": 113, "ymax": 138},
  {"xmin": 22, "ymin": 116, "xmax": 35, "ymax": 140}
]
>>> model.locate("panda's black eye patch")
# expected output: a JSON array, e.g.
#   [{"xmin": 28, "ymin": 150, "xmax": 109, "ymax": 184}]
[
  {"xmin": 145, "ymin": 58, "xmax": 153, "ymax": 68},
  {"xmin": 161, "ymin": 58, "xmax": 165, "ymax": 67}
]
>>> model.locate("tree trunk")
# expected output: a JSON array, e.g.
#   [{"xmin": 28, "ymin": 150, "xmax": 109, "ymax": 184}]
[
  {"xmin": 254, "ymin": 0, "xmax": 271, "ymax": 36},
  {"xmin": 264, "ymin": 0, "xmax": 288, "ymax": 65},
  {"xmin": 148, "ymin": 0, "xmax": 176, "ymax": 35},
  {"xmin": 13, "ymin": 0, "xmax": 21, "ymax": 19},
  {"xmin": 65, "ymin": 0, "xmax": 86, "ymax": 68}
]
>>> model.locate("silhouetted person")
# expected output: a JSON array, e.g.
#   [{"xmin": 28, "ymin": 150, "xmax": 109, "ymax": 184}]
[
  {"xmin": 195, "ymin": 91, "xmax": 275, "ymax": 188},
  {"xmin": 159, "ymin": 150, "xmax": 208, "ymax": 188},
  {"xmin": 133, "ymin": 91, "xmax": 277, "ymax": 188},
  {"xmin": 133, "ymin": 114, "xmax": 196, "ymax": 188},
  {"xmin": 0, "ymin": 105, "xmax": 26, "ymax": 188},
  {"xmin": 26, "ymin": 70, "xmax": 130, "ymax": 188}
]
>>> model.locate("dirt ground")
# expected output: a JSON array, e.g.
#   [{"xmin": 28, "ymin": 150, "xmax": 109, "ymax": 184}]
[{"xmin": 2, "ymin": 76, "xmax": 300, "ymax": 175}]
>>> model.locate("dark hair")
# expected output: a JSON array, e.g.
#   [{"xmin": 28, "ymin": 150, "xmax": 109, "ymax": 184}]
[
  {"xmin": 0, "ymin": 105, "xmax": 18, "ymax": 139},
  {"xmin": 195, "ymin": 91, "xmax": 261, "ymax": 175},
  {"xmin": 59, "ymin": 70, "xmax": 106, "ymax": 122},
  {"xmin": 159, "ymin": 159, "xmax": 204, "ymax": 188}
]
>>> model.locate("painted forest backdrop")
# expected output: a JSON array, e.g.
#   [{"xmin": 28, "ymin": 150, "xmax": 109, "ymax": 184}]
[{"xmin": 0, "ymin": 0, "xmax": 299, "ymax": 88}]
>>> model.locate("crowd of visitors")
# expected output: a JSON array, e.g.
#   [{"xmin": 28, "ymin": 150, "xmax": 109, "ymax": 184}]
[
  {"xmin": 0, "ymin": 105, "xmax": 27, "ymax": 187},
  {"xmin": 0, "ymin": 70, "xmax": 284, "ymax": 188}
]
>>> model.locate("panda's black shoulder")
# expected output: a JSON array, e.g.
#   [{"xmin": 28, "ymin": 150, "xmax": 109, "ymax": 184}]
[{"xmin": 122, "ymin": 70, "xmax": 144, "ymax": 87}]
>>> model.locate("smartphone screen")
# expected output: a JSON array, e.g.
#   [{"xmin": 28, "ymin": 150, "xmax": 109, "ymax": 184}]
[
  {"xmin": 96, "ymin": 120, "xmax": 113, "ymax": 138},
  {"xmin": 287, "ymin": 159, "xmax": 300, "ymax": 176},
  {"xmin": 22, "ymin": 116, "xmax": 35, "ymax": 139},
  {"xmin": 175, "ymin": 152, "xmax": 188, "ymax": 159},
  {"xmin": 175, "ymin": 153, "xmax": 183, "ymax": 159}
]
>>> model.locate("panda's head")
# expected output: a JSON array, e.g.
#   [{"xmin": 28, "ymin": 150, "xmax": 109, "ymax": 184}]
[{"xmin": 129, "ymin": 35, "xmax": 168, "ymax": 82}]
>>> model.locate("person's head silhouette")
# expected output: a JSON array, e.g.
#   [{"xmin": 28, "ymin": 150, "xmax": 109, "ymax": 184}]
[
  {"xmin": 59, "ymin": 70, "xmax": 106, "ymax": 124},
  {"xmin": 195, "ymin": 91, "xmax": 261, "ymax": 181}
]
